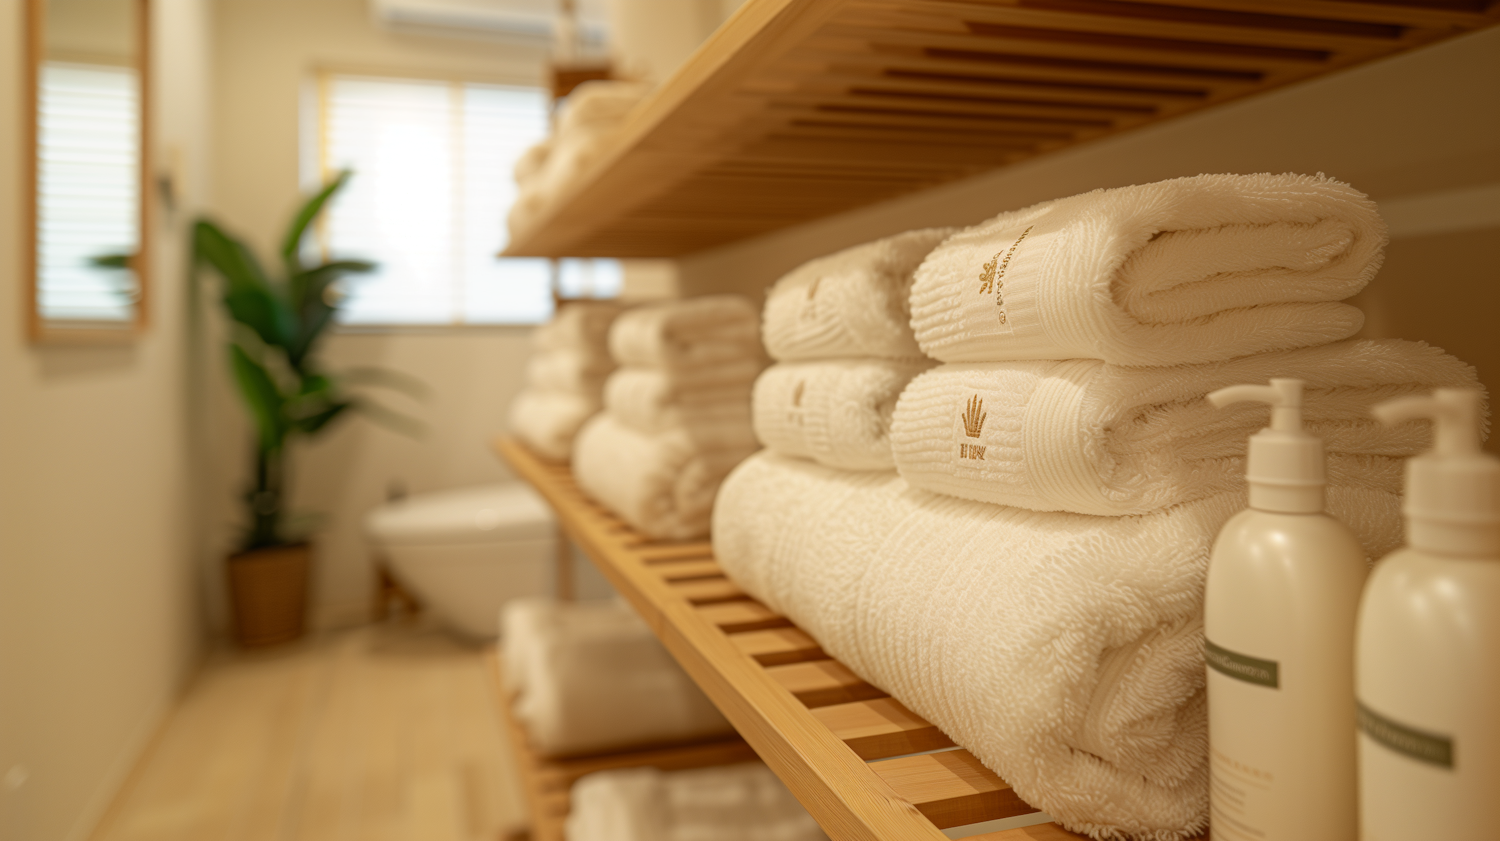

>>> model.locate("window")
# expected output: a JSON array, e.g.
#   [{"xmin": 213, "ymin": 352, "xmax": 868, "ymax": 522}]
[{"xmin": 317, "ymin": 73, "xmax": 620, "ymax": 326}]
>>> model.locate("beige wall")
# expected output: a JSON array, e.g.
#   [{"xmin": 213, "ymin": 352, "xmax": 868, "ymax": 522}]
[
  {"xmin": 678, "ymin": 26, "xmax": 1500, "ymax": 449},
  {"xmin": 0, "ymin": 0, "xmax": 214, "ymax": 838}
]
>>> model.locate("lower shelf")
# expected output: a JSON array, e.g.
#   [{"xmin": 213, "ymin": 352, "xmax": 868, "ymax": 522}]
[{"xmin": 494, "ymin": 435, "xmax": 1129, "ymax": 841}]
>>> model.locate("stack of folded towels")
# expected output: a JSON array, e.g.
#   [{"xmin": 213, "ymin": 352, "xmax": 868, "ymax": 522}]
[
  {"xmin": 712, "ymin": 173, "xmax": 1486, "ymax": 840},
  {"xmin": 501, "ymin": 597, "xmax": 735, "ymax": 757},
  {"xmin": 575, "ymin": 295, "xmax": 764, "ymax": 540},
  {"xmin": 508, "ymin": 80, "xmax": 653, "ymax": 238},
  {"xmin": 510, "ymin": 301, "xmax": 623, "ymax": 461},
  {"xmin": 566, "ymin": 763, "xmax": 827, "ymax": 841}
]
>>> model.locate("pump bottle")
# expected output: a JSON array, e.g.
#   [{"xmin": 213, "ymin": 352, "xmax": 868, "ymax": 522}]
[
  {"xmin": 1356, "ymin": 389, "xmax": 1499, "ymax": 840},
  {"xmin": 1203, "ymin": 378, "xmax": 1367, "ymax": 841}
]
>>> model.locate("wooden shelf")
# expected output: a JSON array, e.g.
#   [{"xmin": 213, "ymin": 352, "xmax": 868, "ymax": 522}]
[
  {"xmin": 502, "ymin": 0, "xmax": 1499, "ymax": 258},
  {"xmin": 494, "ymin": 435, "xmax": 1175, "ymax": 841}
]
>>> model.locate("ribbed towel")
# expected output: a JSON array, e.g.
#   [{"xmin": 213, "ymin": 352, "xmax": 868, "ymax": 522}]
[
  {"xmin": 910, "ymin": 173, "xmax": 1386, "ymax": 366},
  {"xmin": 753, "ymin": 359, "xmax": 934, "ymax": 471},
  {"xmin": 762, "ymin": 228, "xmax": 955, "ymax": 361},
  {"xmin": 500, "ymin": 598, "xmax": 733, "ymax": 757},
  {"xmin": 534, "ymin": 301, "xmax": 624, "ymax": 353},
  {"xmin": 574, "ymin": 415, "xmax": 758, "ymax": 540},
  {"xmin": 712, "ymin": 452, "xmax": 1402, "ymax": 841},
  {"xmin": 608, "ymin": 295, "xmax": 763, "ymax": 371},
  {"xmin": 509, "ymin": 390, "xmax": 602, "ymax": 461},
  {"xmin": 606, "ymin": 367, "xmax": 754, "ymax": 436},
  {"xmin": 566, "ymin": 763, "xmax": 828, "ymax": 841},
  {"xmin": 893, "ymin": 339, "xmax": 1482, "ymax": 516},
  {"xmin": 525, "ymin": 347, "xmax": 615, "ymax": 394}
]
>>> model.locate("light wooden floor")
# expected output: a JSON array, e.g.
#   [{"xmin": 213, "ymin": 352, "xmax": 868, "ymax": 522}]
[{"xmin": 90, "ymin": 623, "xmax": 527, "ymax": 841}]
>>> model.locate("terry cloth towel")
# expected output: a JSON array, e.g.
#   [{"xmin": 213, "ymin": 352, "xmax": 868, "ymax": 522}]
[
  {"xmin": 761, "ymin": 228, "xmax": 956, "ymax": 361},
  {"xmin": 712, "ymin": 452, "xmax": 1403, "ymax": 841},
  {"xmin": 534, "ymin": 301, "xmax": 624, "ymax": 353},
  {"xmin": 499, "ymin": 598, "xmax": 733, "ymax": 758},
  {"xmin": 509, "ymin": 390, "xmax": 601, "ymax": 461},
  {"xmin": 525, "ymin": 347, "xmax": 615, "ymax": 394},
  {"xmin": 574, "ymin": 415, "xmax": 758, "ymax": 540},
  {"xmin": 605, "ymin": 367, "xmax": 757, "ymax": 435},
  {"xmin": 893, "ymin": 339, "xmax": 1483, "ymax": 516},
  {"xmin": 565, "ymin": 763, "xmax": 828, "ymax": 841},
  {"xmin": 753, "ymin": 359, "xmax": 935, "ymax": 471},
  {"xmin": 608, "ymin": 295, "xmax": 763, "ymax": 372},
  {"xmin": 910, "ymin": 173, "xmax": 1387, "ymax": 366}
]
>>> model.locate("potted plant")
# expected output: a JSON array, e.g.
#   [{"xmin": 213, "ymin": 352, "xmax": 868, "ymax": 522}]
[{"xmin": 194, "ymin": 171, "xmax": 417, "ymax": 646}]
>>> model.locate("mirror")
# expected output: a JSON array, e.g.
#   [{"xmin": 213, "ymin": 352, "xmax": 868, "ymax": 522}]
[{"xmin": 25, "ymin": 0, "xmax": 149, "ymax": 342}]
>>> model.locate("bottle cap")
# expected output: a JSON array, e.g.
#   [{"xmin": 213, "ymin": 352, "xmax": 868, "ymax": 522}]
[
  {"xmin": 1207, "ymin": 378, "xmax": 1325, "ymax": 514},
  {"xmin": 1373, "ymin": 389, "xmax": 1499, "ymax": 557}
]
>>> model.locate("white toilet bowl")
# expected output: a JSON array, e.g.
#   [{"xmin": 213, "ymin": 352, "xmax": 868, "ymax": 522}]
[{"xmin": 365, "ymin": 483, "xmax": 555, "ymax": 638}]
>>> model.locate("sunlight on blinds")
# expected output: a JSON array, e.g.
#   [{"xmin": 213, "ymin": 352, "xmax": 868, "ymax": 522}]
[
  {"xmin": 38, "ymin": 62, "xmax": 139, "ymax": 322},
  {"xmin": 322, "ymin": 75, "xmax": 617, "ymax": 326}
]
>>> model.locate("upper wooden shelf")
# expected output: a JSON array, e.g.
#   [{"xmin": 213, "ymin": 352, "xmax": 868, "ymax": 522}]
[{"xmin": 502, "ymin": 0, "xmax": 1499, "ymax": 258}]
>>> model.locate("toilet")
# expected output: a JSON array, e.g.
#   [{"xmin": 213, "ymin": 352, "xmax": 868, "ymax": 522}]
[{"xmin": 365, "ymin": 483, "xmax": 556, "ymax": 638}]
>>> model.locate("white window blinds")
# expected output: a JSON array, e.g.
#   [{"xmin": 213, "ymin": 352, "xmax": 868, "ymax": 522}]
[{"xmin": 320, "ymin": 74, "xmax": 620, "ymax": 326}]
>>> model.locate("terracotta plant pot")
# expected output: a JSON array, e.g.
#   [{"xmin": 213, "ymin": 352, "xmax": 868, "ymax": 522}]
[{"xmin": 227, "ymin": 542, "xmax": 310, "ymax": 647}]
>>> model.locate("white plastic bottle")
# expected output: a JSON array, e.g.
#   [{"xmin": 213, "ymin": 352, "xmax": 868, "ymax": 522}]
[
  {"xmin": 1357, "ymin": 389, "xmax": 1500, "ymax": 840},
  {"xmin": 1203, "ymin": 378, "xmax": 1368, "ymax": 841}
]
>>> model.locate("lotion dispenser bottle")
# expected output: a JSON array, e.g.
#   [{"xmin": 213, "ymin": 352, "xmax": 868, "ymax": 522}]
[
  {"xmin": 1204, "ymin": 378, "xmax": 1367, "ymax": 841},
  {"xmin": 1356, "ymin": 388, "xmax": 1499, "ymax": 840}
]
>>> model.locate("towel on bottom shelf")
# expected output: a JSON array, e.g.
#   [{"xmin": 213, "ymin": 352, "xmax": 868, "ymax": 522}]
[
  {"xmin": 753, "ymin": 359, "xmax": 934, "ymax": 471},
  {"xmin": 500, "ymin": 598, "xmax": 733, "ymax": 758},
  {"xmin": 605, "ymin": 367, "xmax": 758, "ymax": 435},
  {"xmin": 509, "ymin": 390, "xmax": 601, "ymax": 461},
  {"xmin": 711, "ymin": 452, "xmax": 1403, "ymax": 841},
  {"xmin": 608, "ymin": 296, "xmax": 763, "ymax": 371},
  {"xmin": 910, "ymin": 172, "xmax": 1387, "ymax": 366},
  {"xmin": 761, "ymin": 227, "xmax": 955, "ymax": 361},
  {"xmin": 565, "ymin": 763, "xmax": 828, "ymax": 841},
  {"xmin": 574, "ymin": 415, "xmax": 759, "ymax": 540},
  {"xmin": 892, "ymin": 339, "xmax": 1482, "ymax": 515}
]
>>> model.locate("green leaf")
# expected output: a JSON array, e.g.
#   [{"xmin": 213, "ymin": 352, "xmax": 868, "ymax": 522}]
[
  {"xmin": 280, "ymin": 170, "xmax": 352, "ymax": 277},
  {"xmin": 194, "ymin": 220, "xmax": 268, "ymax": 296},
  {"xmin": 229, "ymin": 344, "xmax": 286, "ymax": 451},
  {"xmin": 294, "ymin": 400, "xmax": 353, "ymax": 434},
  {"xmin": 223, "ymin": 287, "xmax": 295, "ymax": 349},
  {"xmin": 90, "ymin": 253, "xmax": 132, "ymax": 269}
]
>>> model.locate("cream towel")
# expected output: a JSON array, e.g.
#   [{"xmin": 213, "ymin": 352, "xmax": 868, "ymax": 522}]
[
  {"xmin": 753, "ymin": 359, "xmax": 934, "ymax": 471},
  {"xmin": 513, "ymin": 138, "xmax": 552, "ymax": 188},
  {"xmin": 761, "ymin": 228, "xmax": 955, "ymax": 361},
  {"xmin": 554, "ymin": 80, "xmax": 652, "ymax": 137},
  {"xmin": 911, "ymin": 173, "xmax": 1386, "ymax": 366},
  {"xmin": 712, "ymin": 452, "xmax": 1403, "ymax": 841},
  {"xmin": 566, "ymin": 763, "xmax": 828, "ymax": 841},
  {"xmin": 893, "ymin": 339, "xmax": 1482, "ymax": 516},
  {"xmin": 509, "ymin": 390, "xmax": 602, "ymax": 461},
  {"xmin": 608, "ymin": 296, "xmax": 763, "ymax": 371},
  {"xmin": 605, "ymin": 367, "xmax": 756, "ymax": 435},
  {"xmin": 534, "ymin": 301, "xmax": 624, "ymax": 353},
  {"xmin": 500, "ymin": 598, "xmax": 734, "ymax": 758},
  {"xmin": 574, "ymin": 415, "xmax": 758, "ymax": 540},
  {"xmin": 525, "ymin": 347, "xmax": 615, "ymax": 394}
]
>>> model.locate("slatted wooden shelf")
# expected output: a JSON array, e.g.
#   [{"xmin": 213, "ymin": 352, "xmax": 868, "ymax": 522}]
[
  {"xmin": 503, "ymin": 0, "xmax": 1499, "ymax": 258},
  {"xmin": 494, "ymin": 434, "xmax": 1153, "ymax": 841}
]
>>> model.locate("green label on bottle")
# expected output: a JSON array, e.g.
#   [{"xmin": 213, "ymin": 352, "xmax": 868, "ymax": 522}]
[
  {"xmin": 1358, "ymin": 702, "xmax": 1454, "ymax": 769},
  {"xmin": 1205, "ymin": 639, "xmax": 1279, "ymax": 688}
]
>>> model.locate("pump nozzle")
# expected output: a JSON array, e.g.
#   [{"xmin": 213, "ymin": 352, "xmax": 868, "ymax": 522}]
[
  {"xmin": 1207, "ymin": 378, "xmax": 1325, "ymax": 514},
  {"xmin": 1373, "ymin": 388, "xmax": 1498, "ymax": 557}
]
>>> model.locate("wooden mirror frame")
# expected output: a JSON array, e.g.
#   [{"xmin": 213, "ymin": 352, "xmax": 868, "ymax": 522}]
[{"xmin": 23, "ymin": 0, "xmax": 152, "ymax": 344}]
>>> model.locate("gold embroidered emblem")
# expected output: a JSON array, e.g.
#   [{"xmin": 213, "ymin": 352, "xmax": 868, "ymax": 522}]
[
  {"xmin": 791, "ymin": 381, "xmax": 805, "ymax": 407},
  {"xmin": 806, "ymin": 277, "xmax": 822, "ymax": 300},
  {"xmin": 977, "ymin": 225, "xmax": 1034, "ymax": 327},
  {"xmin": 960, "ymin": 394, "xmax": 987, "ymax": 460},
  {"xmin": 978, "ymin": 254, "xmax": 999, "ymax": 294},
  {"xmin": 790, "ymin": 380, "xmax": 806, "ymax": 426}
]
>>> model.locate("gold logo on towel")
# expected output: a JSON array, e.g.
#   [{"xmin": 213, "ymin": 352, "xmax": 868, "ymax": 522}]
[
  {"xmin": 978, "ymin": 225, "xmax": 1033, "ymax": 327},
  {"xmin": 790, "ymin": 380, "xmax": 806, "ymax": 426},
  {"xmin": 806, "ymin": 276, "xmax": 822, "ymax": 300},
  {"xmin": 960, "ymin": 395, "xmax": 987, "ymax": 460}
]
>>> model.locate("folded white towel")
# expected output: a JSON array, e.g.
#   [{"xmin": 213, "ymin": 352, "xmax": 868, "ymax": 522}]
[
  {"xmin": 566, "ymin": 763, "xmax": 827, "ymax": 841},
  {"xmin": 753, "ymin": 359, "xmax": 934, "ymax": 471},
  {"xmin": 608, "ymin": 296, "xmax": 763, "ymax": 371},
  {"xmin": 606, "ymin": 367, "xmax": 754, "ymax": 436},
  {"xmin": 534, "ymin": 301, "xmax": 625, "ymax": 353},
  {"xmin": 500, "ymin": 598, "xmax": 734, "ymax": 758},
  {"xmin": 761, "ymin": 228, "xmax": 955, "ymax": 361},
  {"xmin": 893, "ymin": 339, "xmax": 1482, "ymax": 516},
  {"xmin": 513, "ymin": 138, "xmax": 552, "ymax": 188},
  {"xmin": 911, "ymin": 173, "xmax": 1387, "ymax": 366},
  {"xmin": 555, "ymin": 79, "xmax": 652, "ymax": 137},
  {"xmin": 510, "ymin": 389, "xmax": 602, "ymax": 461},
  {"xmin": 575, "ymin": 415, "xmax": 758, "ymax": 540},
  {"xmin": 526, "ymin": 347, "xmax": 615, "ymax": 394},
  {"xmin": 712, "ymin": 452, "xmax": 1403, "ymax": 841}
]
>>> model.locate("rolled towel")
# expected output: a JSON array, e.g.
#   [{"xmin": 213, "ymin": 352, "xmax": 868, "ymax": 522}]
[
  {"xmin": 513, "ymin": 138, "xmax": 552, "ymax": 188},
  {"xmin": 555, "ymin": 79, "xmax": 652, "ymax": 137},
  {"xmin": 605, "ymin": 367, "xmax": 755, "ymax": 435},
  {"xmin": 566, "ymin": 763, "xmax": 827, "ymax": 841},
  {"xmin": 712, "ymin": 452, "xmax": 1403, "ymax": 841},
  {"xmin": 534, "ymin": 300, "xmax": 624, "ymax": 353},
  {"xmin": 752, "ymin": 359, "xmax": 935, "ymax": 471},
  {"xmin": 608, "ymin": 295, "xmax": 763, "ymax": 371},
  {"xmin": 509, "ymin": 389, "xmax": 602, "ymax": 461},
  {"xmin": 575, "ymin": 415, "xmax": 758, "ymax": 540},
  {"xmin": 502, "ymin": 598, "xmax": 734, "ymax": 757},
  {"xmin": 761, "ymin": 228, "xmax": 955, "ymax": 361},
  {"xmin": 893, "ymin": 339, "xmax": 1482, "ymax": 516},
  {"xmin": 910, "ymin": 172, "xmax": 1387, "ymax": 366},
  {"xmin": 525, "ymin": 347, "xmax": 615, "ymax": 394}
]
